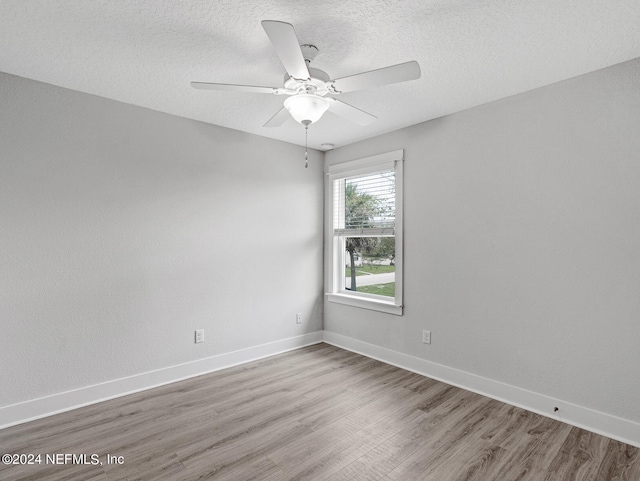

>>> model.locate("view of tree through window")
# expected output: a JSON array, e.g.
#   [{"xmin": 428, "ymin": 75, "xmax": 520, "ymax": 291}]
[{"xmin": 343, "ymin": 171, "xmax": 395, "ymax": 297}]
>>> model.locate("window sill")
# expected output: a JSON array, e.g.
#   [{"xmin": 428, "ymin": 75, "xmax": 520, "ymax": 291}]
[{"xmin": 325, "ymin": 293, "xmax": 403, "ymax": 316}]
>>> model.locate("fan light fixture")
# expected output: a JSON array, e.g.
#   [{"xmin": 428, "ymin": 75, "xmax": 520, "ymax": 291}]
[
  {"xmin": 283, "ymin": 93, "xmax": 330, "ymax": 168},
  {"xmin": 284, "ymin": 93, "xmax": 330, "ymax": 125}
]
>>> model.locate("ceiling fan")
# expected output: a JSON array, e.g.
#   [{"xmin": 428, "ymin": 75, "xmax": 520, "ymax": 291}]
[{"xmin": 191, "ymin": 20, "xmax": 421, "ymax": 129}]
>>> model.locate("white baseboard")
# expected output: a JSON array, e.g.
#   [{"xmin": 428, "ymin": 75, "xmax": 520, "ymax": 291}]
[
  {"xmin": 322, "ymin": 331, "xmax": 640, "ymax": 448},
  {"xmin": 4, "ymin": 330, "xmax": 638, "ymax": 449},
  {"xmin": 0, "ymin": 332, "xmax": 323, "ymax": 430}
]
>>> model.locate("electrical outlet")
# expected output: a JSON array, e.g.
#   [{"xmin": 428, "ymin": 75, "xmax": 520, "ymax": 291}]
[
  {"xmin": 422, "ymin": 330, "xmax": 431, "ymax": 344},
  {"xmin": 195, "ymin": 329, "xmax": 204, "ymax": 344},
  {"xmin": 296, "ymin": 313, "xmax": 302, "ymax": 324}
]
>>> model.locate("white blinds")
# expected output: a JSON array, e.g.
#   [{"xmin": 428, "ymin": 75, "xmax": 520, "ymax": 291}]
[{"xmin": 333, "ymin": 167, "xmax": 396, "ymax": 236}]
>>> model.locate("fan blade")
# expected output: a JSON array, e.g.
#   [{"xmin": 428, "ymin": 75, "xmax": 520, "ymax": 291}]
[
  {"xmin": 191, "ymin": 82, "xmax": 281, "ymax": 94},
  {"xmin": 331, "ymin": 61, "xmax": 421, "ymax": 93},
  {"xmin": 328, "ymin": 98, "xmax": 377, "ymax": 126},
  {"xmin": 261, "ymin": 20, "xmax": 310, "ymax": 81},
  {"xmin": 263, "ymin": 107, "xmax": 291, "ymax": 127}
]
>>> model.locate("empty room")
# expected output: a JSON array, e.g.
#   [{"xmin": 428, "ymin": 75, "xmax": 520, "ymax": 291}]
[{"xmin": 1, "ymin": 1, "xmax": 639, "ymax": 480}]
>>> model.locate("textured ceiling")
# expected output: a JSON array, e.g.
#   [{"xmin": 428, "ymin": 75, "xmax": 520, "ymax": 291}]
[{"xmin": 2, "ymin": 1, "xmax": 640, "ymax": 150}]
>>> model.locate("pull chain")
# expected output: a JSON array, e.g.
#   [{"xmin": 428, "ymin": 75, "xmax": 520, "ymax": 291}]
[{"xmin": 304, "ymin": 125, "xmax": 309, "ymax": 168}]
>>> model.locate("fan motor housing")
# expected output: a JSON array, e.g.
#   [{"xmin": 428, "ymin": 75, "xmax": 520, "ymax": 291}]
[{"xmin": 284, "ymin": 67, "xmax": 330, "ymax": 94}]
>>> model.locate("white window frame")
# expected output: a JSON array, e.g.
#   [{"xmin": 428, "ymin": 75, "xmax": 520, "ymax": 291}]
[{"xmin": 326, "ymin": 150, "xmax": 403, "ymax": 315}]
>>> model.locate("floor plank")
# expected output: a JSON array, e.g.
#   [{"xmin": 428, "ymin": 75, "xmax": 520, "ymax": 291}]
[{"xmin": 0, "ymin": 343, "xmax": 637, "ymax": 481}]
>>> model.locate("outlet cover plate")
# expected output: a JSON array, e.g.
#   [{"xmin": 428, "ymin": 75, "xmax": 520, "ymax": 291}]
[
  {"xmin": 422, "ymin": 330, "xmax": 431, "ymax": 344},
  {"xmin": 195, "ymin": 329, "xmax": 204, "ymax": 343}
]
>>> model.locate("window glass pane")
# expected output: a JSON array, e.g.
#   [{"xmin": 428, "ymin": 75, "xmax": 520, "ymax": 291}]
[
  {"xmin": 335, "ymin": 169, "xmax": 395, "ymax": 231},
  {"xmin": 344, "ymin": 236, "xmax": 395, "ymax": 298}
]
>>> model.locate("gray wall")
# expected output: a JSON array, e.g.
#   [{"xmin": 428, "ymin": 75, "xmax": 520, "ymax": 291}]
[
  {"xmin": 0, "ymin": 72, "xmax": 324, "ymax": 406},
  {"xmin": 324, "ymin": 58, "xmax": 640, "ymax": 424}
]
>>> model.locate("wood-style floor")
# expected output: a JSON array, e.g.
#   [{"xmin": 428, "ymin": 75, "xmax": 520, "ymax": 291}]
[{"xmin": 1, "ymin": 343, "xmax": 638, "ymax": 480}]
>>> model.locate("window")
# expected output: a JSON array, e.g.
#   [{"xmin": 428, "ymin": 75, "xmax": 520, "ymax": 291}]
[{"xmin": 326, "ymin": 150, "xmax": 403, "ymax": 315}]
